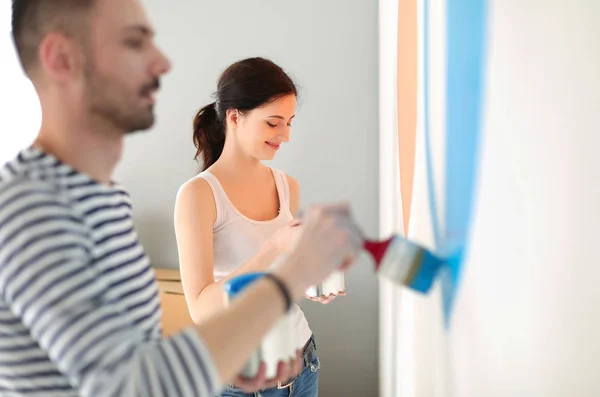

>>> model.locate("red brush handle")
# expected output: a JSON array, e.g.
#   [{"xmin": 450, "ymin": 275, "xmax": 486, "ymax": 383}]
[{"xmin": 363, "ymin": 237, "xmax": 394, "ymax": 270}]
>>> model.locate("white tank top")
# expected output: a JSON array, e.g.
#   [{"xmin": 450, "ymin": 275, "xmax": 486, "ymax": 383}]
[{"xmin": 197, "ymin": 167, "xmax": 313, "ymax": 349}]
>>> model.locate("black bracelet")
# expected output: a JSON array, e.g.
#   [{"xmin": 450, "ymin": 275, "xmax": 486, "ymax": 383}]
[{"xmin": 263, "ymin": 273, "xmax": 292, "ymax": 313}]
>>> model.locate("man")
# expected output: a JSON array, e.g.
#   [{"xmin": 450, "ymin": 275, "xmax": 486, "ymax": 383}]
[{"xmin": 0, "ymin": 0, "xmax": 364, "ymax": 396}]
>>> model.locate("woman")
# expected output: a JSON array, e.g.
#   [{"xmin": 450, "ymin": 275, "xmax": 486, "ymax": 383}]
[{"xmin": 174, "ymin": 57, "xmax": 341, "ymax": 396}]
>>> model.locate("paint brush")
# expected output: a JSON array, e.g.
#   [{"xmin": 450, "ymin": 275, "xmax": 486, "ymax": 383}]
[
  {"xmin": 294, "ymin": 209, "xmax": 443, "ymax": 294},
  {"xmin": 363, "ymin": 235, "xmax": 443, "ymax": 294}
]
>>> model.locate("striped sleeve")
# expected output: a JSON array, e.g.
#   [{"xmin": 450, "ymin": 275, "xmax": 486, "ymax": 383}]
[{"xmin": 0, "ymin": 179, "xmax": 221, "ymax": 397}]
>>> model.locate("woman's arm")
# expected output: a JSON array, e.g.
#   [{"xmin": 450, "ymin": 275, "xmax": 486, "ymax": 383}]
[
  {"xmin": 174, "ymin": 178, "xmax": 285, "ymax": 324},
  {"xmin": 287, "ymin": 174, "xmax": 301, "ymax": 217}
]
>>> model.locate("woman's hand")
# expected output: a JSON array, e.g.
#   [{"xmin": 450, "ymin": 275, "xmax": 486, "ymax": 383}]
[{"xmin": 306, "ymin": 291, "xmax": 346, "ymax": 304}]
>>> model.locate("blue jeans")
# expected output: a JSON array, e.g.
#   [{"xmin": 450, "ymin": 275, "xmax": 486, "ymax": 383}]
[{"xmin": 216, "ymin": 336, "xmax": 320, "ymax": 397}]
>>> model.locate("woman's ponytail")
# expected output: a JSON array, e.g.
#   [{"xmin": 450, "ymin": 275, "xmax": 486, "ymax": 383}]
[{"xmin": 193, "ymin": 102, "xmax": 225, "ymax": 171}]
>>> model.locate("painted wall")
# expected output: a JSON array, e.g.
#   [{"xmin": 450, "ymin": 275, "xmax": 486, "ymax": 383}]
[
  {"xmin": 450, "ymin": 1, "xmax": 600, "ymax": 395},
  {"xmin": 380, "ymin": 0, "xmax": 600, "ymax": 396}
]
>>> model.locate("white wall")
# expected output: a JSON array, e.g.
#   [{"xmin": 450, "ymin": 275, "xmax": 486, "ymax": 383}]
[
  {"xmin": 450, "ymin": 1, "xmax": 600, "ymax": 395},
  {"xmin": 381, "ymin": 0, "xmax": 600, "ymax": 396},
  {"xmin": 0, "ymin": 7, "xmax": 41, "ymax": 164},
  {"xmin": 114, "ymin": 1, "xmax": 380, "ymax": 395}
]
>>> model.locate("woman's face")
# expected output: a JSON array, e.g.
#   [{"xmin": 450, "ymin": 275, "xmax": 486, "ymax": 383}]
[{"xmin": 233, "ymin": 94, "xmax": 297, "ymax": 161}]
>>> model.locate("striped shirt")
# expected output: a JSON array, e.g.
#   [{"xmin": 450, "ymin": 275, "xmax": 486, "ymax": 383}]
[{"xmin": 0, "ymin": 147, "xmax": 220, "ymax": 397}]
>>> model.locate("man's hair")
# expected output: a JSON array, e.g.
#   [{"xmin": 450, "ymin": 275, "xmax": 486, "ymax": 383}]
[{"xmin": 11, "ymin": 0, "xmax": 95, "ymax": 76}]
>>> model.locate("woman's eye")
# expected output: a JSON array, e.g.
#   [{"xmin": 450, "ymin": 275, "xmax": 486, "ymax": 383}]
[{"xmin": 267, "ymin": 122, "xmax": 277, "ymax": 128}]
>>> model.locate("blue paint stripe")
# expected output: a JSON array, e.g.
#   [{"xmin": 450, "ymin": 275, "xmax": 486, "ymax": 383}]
[
  {"xmin": 445, "ymin": 0, "xmax": 487, "ymax": 251},
  {"xmin": 441, "ymin": 0, "xmax": 487, "ymax": 326},
  {"xmin": 423, "ymin": 0, "xmax": 488, "ymax": 326}
]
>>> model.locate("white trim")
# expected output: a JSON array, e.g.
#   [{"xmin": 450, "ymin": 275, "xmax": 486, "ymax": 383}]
[{"xmin": 378, "ymin": 0, "xmax": 416, "ymax": 396}]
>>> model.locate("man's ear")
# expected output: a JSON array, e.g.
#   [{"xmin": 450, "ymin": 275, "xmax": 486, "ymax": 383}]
[{"xmin": 39, "ymin": 32, "xmax": 83, "ymax": 83}]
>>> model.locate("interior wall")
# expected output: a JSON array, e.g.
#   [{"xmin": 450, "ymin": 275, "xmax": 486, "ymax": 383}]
[
  {"xmin": 381, "ymin": 0, "xmax": 600, "ymax": 396},
  {"xmin": 114, "ymin": 1, "xmax": 381, "ymax": 395}
]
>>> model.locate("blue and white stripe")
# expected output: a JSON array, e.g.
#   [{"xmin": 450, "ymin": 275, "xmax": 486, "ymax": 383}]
[{"xmin": 0, "ymin": 147, "xmax": 220, "ymax": 396}]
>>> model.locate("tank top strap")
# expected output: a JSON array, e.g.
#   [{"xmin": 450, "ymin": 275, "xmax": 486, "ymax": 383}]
[
  {"xmin": 196, "ymin": 171, "xmax": 227, "ymax": 229},
  {"xmin": 269, "ymin": 167, "xmax": 291, "ymax": 216}
]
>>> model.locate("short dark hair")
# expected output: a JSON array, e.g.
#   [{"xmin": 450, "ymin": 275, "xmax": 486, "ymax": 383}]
[
  {"xmin": 11, "ymin": 0, "xmax": 95, "ymax": 75},
  {"xmin": 192, "ymin": 57, "xmax": 298, "ymax": 170}
]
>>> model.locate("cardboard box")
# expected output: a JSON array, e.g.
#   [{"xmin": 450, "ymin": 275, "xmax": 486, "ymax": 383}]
[{"xmin": 154, "ymin": 268, "xmax": 195, "ymax": 337}]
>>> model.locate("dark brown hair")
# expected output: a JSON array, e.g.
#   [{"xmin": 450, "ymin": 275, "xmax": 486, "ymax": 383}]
[
  {"xmin": 193, "ymin": 57, "xmax": 298, "ymax": 171},
  {"xmin": 11, "ymin": 0, "xmax": 95, "ymax": 76}
]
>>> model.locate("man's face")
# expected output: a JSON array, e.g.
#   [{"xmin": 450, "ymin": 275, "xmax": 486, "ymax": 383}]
[{"xmin": 83, "ymin": 0, "xmax": 171, "ymax": 133}]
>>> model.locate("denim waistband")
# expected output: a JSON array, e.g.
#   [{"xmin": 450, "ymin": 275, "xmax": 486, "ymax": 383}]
[
  {"xmin": 274, "ymin": 334, "xmax": 317, "ymax": 390},
  {"xmin": 300, "ymin": 334, "xmax": 317, "ymax": 370},
  {"xmin": 225, "ymin": 335, "xmax": 318, "ymax": 392}
]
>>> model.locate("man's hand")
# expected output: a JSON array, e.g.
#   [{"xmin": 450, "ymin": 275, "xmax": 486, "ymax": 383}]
[
  {"xmin": 276, "ymin": 203, "xmax": 363, "ymax": 300},
  {"xmin": 233, "ymin": 349, "xmax": 303, "ymax": 393},
  {"xmin": 265, "ymin": 219, "xmax": 303, "ymax": 256}
]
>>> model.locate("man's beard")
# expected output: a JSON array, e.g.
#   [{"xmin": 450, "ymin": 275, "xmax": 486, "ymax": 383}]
[{"xmin": 84, "ymin": 67, "xmax": 160, "ymax": 134}]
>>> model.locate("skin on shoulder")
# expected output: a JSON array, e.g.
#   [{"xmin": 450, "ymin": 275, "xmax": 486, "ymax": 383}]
[
  {"xmin": 174, "ymin": 176, "xmax": 218, "ymax": 321},
  {"xmin": 286, "ymin": 174, "xmax": 301, "ymax": 217}
]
